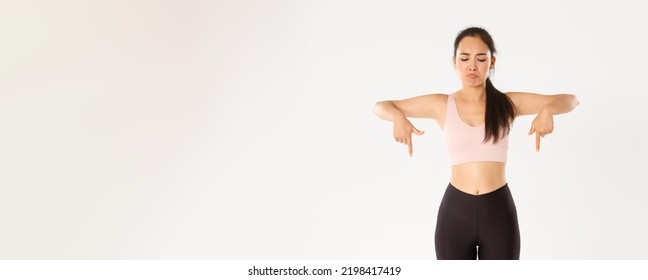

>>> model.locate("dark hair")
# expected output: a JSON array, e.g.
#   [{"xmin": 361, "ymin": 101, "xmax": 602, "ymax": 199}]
[{"xmin": 453, "ymin": 27, "xmax": 516, "ymax": 144}]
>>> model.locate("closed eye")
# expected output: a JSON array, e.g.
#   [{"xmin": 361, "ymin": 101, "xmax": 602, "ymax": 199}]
[{"xmin": 460, "ymin": 59, "xmax": 487, "ymax": 62}]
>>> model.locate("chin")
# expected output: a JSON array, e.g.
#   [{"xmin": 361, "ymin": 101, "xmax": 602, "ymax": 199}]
[{"xmin": 462, "ymin": 79, "xmax": 485, "ymax": 87}]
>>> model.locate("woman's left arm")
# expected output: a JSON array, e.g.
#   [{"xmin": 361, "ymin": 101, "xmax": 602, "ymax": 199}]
[
  {"xmin": 505, "ymin": 92, "xmax": 580, "ymax": 151},
  {"xmin": 505, "ymin": 92, "xmax": 580, "ymax": 116}
]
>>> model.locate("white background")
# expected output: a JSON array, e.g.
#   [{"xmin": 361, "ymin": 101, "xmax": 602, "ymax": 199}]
[{"xmin": 1, "ymin": 0, "xmax": 647, "ymax": 259}]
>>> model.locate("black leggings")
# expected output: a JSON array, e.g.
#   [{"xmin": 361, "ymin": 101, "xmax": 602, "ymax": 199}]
[{"xmin": 435, "ymin": 182, "xmax": 520, "ymax": 260}]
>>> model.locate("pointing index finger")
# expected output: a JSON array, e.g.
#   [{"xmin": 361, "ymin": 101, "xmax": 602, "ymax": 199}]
[{"xmin": 535, "ymin": 132, "xmax": 540, "ymax": 152}]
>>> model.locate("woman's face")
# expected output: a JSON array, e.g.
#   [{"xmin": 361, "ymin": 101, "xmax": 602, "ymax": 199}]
[{"xmin": 453, "ymin": 36, "xmax": 495, "ymax": 87}]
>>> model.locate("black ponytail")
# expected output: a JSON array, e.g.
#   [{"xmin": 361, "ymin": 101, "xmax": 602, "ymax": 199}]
[{"xmin": 484, "ymin": 77, "xmax": 516, "ymax": 143}]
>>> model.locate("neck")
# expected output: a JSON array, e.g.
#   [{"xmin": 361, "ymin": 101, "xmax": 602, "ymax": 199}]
[{"xmin": 457, "ymin": 85, "xmax": 487, "ymax": 102}]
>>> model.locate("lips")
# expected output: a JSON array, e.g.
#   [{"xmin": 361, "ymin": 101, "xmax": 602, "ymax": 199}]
[{"xmin": 467, "ymin": 74, "xmax": 478, "ymax": 78}]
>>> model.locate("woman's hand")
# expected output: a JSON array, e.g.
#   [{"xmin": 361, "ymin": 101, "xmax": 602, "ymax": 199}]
[
  {"xmin": 393, "ymin": 115, "xmax": 425, "ymax": 157},
  {"xmin": 527, "ymin": 108, "xmax": 554, "ymax": 152}
]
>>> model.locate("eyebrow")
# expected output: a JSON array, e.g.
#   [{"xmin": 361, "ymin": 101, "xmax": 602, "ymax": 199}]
[{"xmin": 459, "ymin": 52, "xmax": 488, "ymax": 56}]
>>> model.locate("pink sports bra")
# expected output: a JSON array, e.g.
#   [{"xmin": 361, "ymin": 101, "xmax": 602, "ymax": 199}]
[{"xmin": 443, "ymin": 93, "xmax": 508, "ymax": 166}]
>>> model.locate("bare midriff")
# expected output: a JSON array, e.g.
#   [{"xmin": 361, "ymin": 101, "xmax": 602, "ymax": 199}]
[{"xmin": 450, "ymin": 161, "xmax": 507, "ymax": 195}]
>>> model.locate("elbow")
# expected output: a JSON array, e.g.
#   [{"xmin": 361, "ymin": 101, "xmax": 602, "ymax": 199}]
[
  {"xmin": 559, "ymin": 93, "xmax": 579, "ymax": 108},
  {"xmin": 373, "ymin": 100, "xmax": 387, "ymax": 115},
  {"xmin": 562, "ymin": 94, "xmax": 579, "ymax": 112},
  {"xmin": 569, "ymin": 94, "xmax": 580, "ymax": 108},
  {"xmin": 373, "ymin": 101, "xmax": 381, "ymax": 115},
  {"xmin": 374, "ymin": 100, "xmax": 393, "ymax": 120}
]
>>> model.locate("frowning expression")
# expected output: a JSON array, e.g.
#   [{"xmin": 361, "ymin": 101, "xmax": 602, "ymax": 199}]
[{"xmin": 452, "ymin": 36, "xmax": 496, "ymax": 87}]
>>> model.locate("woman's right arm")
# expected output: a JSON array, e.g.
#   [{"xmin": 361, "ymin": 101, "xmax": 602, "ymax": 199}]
[
  {"xmin": 373, "ymin": 94, "xmax": 440, "ymax": 120},
  {"xmin": 373, "ymin": 94, "xmax": 443, "ymax": 156}
]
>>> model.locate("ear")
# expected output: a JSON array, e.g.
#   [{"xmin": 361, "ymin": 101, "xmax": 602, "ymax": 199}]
[
  {"xmin": 452, "ymin": 56, "xmax": 456, "ymax": 69},
  {"xmin": 490, "ymin": 56, "xmax": 496, "ymax": 69}
]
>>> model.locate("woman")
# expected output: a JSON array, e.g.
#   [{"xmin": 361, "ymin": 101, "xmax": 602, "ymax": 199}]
[{"xmin": 373, "ymin": 27, "xmax": 579, "ymax": 260}]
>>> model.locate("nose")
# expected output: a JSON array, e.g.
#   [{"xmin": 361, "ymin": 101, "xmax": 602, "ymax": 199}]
[{"xmin": 468, "ymin": 61, "xmax": 477, "ymax": 71}]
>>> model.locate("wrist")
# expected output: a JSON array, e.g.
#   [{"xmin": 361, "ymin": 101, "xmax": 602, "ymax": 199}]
[
  {"xmin": 540, "ymin": 106, "xmax": 555, "ymax": 115},
  {"xmin": 391, "ymin": 110, "xmax": 406, "ymax": 120}
]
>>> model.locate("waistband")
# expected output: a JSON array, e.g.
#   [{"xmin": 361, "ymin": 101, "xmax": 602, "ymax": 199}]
[{"xmin": 447, "ymin": 182, "xmax": 509, "ymax": 197}]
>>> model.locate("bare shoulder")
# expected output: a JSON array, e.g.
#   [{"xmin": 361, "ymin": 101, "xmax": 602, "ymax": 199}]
[
  {"xmin": 389, "ymin": 93, "xmax": 448, "ymax": 119},
  {"xmin": 418, "ymin": 93, "xmax": 449, "ymax": 105}
]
